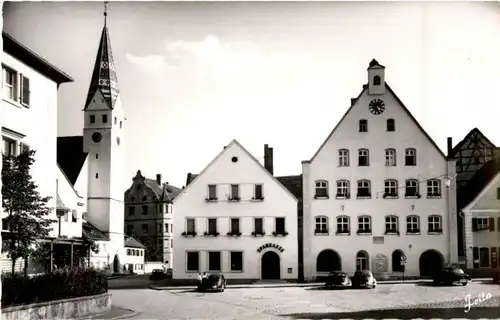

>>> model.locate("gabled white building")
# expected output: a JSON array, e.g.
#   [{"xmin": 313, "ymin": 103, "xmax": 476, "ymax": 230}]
[
  {"xmin": 172, "ymin": 140, "xmax": 298, "ymax": 281},
  {"xmin": 461, "ymin": 159, "xmax": 500, "ymax": 275},
  {"xmin": 302, "ymin": 59, "xmax": 458, "ymax": 280}
]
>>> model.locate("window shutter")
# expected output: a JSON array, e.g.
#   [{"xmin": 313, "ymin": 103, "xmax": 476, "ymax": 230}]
[
  {"xmin": 489, "ymin": 217, "xmax": 495, "ymax": 231},
  {"xmin": 491, "ymin": 247, "xmax": 497, "ymax": 268},
  {"xmin": 472, "ymin": 218, "xmax": 478, "ymax": 232},
  {"xmin": 21, "ymin": 75, "xmax": 30, "ymax": 106},
  {"xmin": 473, "ymin": 247, "xmax": 479, "ymax": 268}
]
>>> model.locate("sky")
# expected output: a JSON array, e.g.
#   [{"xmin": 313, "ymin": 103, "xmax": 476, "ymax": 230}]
[{"xmin": 4, "ymin": 1, "xmax": 500, "ymax": 190}]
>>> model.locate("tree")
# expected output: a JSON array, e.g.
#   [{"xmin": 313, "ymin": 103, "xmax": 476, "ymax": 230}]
[{"xmin": 1, "ymin": 150, "xmax": 56, "ymax": 275}]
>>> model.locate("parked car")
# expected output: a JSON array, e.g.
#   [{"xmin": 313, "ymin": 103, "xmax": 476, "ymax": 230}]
[
  {"xmin": 351, "ymin": 270, "xmax": 377, "ymax": 289},
  {"xmin": 149, "ymin": 269, "xmax": 167, "ymax": 280},
  {"xmin": 325, "ymin": 271, "xmax": 352, "ymax": 289},
  {"xmin": 197, "ymin": 274, "xmax": 226, "ymax": 292},
  {"xmin": 493, "ymin": 270, "xmax": 500, "ymax": 284},
  {"xmin": 433, "ymin": 266, "xmax": 470, "ymax": 286}
]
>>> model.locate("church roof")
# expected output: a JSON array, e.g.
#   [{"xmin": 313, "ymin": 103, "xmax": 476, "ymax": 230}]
[
  {"xmin": 57, "ymin": 136, "xmax": 88, "ymax": 186},
  {"xmin": 125, "ymin": 171, "xmax": 183, "ymax": 203},
  {"xmin": 125, "ymin": 236, "xmax": 146, "ymax": 249},
  {"xmin": 448, "ymin": 128, "xmax": 497, "ymax": 158},
  {"xmin": 82, "ymin": 221, "xmax": 110, "ymax": 241},
  {"xmin": 84, "ymin": 25, "xmax": 120, "ymax": 110},
  {"xmin": 2, "ymin": 32, "xmax": 74, "ymax": 85},
  {"xmin": 458, "ymin": 158, "xmax": 500, "ymax": 211}
]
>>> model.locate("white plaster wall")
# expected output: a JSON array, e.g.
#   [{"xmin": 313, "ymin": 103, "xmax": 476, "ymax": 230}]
[
  {"xmin": 302, "ymin": 78, "xmax": 451, "ymax": 279},
  {"xmin": 90, "ymin": 240, "xmax": 110, "ymax": 269},
  {"xmin": 173, "ymin": 141, "xmax": 298, "ymax": 280},
  {"xmin": 56, "ymin": 166, "xmax": 83, "ymax": 238},
  {"xmin": 1, "ymin": 52, "xmax": 60, "ymax": 235},
  {"xmin": 123, "ymin": 248, "xmax": 145, "ymax": 274},
  {"xmin": 73, "ymin": 157, "xmax": 89, "ymax": 213}
]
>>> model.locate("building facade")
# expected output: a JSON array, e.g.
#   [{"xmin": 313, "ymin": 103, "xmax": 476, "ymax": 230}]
[
  {"xmin": 124, "ymin": 171, "xmax": 181, "ymax": 268},
  {"xmin": 302, "ymin": 59, "xmax": 458, "ymax": 281},
  {"xmin": 173, "ymin": 140, "xmax": 298, "ymax": 281}
]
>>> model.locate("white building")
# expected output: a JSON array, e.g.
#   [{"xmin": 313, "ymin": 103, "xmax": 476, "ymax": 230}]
[
  {"xmin": 461, "ymin": 159, "xmax": 500, "ymax": 275},
  {"xmin": 302, "ymin": 59, "xmax": 458, "ymax": 281},
  {"xmin": 172, "ymin": 140, "xmax": 298, "ymax": 281}
]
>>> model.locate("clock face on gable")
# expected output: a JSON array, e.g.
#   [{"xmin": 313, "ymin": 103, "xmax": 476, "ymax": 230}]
[
  {"xmin": 368, "ymin": 99, "xmax": 385, "ymax": 115},
  {"xmin": 92, "ymin": 132, "xmax": 102, "ymax": 143}
]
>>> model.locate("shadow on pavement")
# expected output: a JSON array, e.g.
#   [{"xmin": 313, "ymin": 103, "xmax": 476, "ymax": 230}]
[
  {"xmin": 283, "ymin": 307, "xmax": 500, "ymax": 319},
  {"xmin": 305, "ymin": 286, "xmax": 350, "ymax": 291}
]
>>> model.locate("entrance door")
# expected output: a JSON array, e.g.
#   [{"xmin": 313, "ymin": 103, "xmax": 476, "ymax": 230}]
[{"xmin": 261, "ymin": 251, "xmax": 280, "ymax": 279}]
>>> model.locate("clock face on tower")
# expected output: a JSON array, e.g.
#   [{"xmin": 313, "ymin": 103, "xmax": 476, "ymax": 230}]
[
  {"xmin": 368, "ymin": 99, "xmax": 385, "ymax": 115},
  {"xmin": 92, "ymin": 132, "xmax": 102, "ymax": 143}
]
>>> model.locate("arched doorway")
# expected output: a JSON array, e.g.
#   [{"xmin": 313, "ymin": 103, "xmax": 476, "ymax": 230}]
[
  {"xmin": 113, "ymin": 254, "xmax": 120, "ymax": 273},
  {"xmin": 392, "ymin": 250, "xmax": 404, "ymax": 272},
  {"xmin": 419, "ymin": 250, "xmax": 444, "ymax": 277},
  {"xmin": 356, "ymin": 251, "xmax": 369, "ymax": 271},
  {"xmin": 316, "ymin": 249, "xmax": 342, "ymax": 272},
  {"xmin": 261, "ymin": 251, "xmax": 280, "ymax": 279}
]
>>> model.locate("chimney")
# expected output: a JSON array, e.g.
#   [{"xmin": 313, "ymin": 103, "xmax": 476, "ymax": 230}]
[
  {"xmin": 447, "ymin": 137, "xmax": 453, "ymax": 156},
  {"xmin": 264, "ymin": 144, "xmax": 274, "ymax": 175},
  {"xmin": 156, "ymin": 174, "xmax": 162, "ymax": 185}
]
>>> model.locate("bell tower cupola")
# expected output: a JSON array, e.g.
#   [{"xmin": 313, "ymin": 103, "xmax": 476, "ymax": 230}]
[{"xmin": 367, "ymin": 58, "xmax": 385, "ymax": 95}]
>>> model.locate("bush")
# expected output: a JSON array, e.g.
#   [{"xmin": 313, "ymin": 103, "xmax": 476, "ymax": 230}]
[{"xmin": 1, "ymin": 268, "xmax": 108, "ymax": 308}]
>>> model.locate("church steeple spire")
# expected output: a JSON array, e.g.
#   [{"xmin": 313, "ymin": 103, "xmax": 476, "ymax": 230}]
[{"xmin": 84, "ymin": 1, "xmax": 119, "ymax": 110}]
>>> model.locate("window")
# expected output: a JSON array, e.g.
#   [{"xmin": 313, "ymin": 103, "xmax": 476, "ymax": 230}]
[
  {"xmin": 406, "ymin": 216, "xmax": 420, "ymax": 233},
  {"xmin": 254, "ymin": 218, "xmax": 263, "ymax": 234},
  {"xmin": 405, "ymin": 179, "xmax": 420, "ymax": 197},
  {"xmin": 428, "ymin": 215, "xmax": 442, "ymax": 233},
  {"xmin": 159, "ymin": 203, "xmax": 164, "ymax": 214},
  {"xmin": 157, "ymin": 223, "xmax": 162, "ymax": 233},
  {"xmin": 128, "ymin": 206, "xmax": 135, "ymax": 215},
  {"xmin": 230, "ymin": 251, "xmax": 243, "ymax": 272},
  {"xmin": 186, "ymin": 218, "xmax": 196, "ymax": 233},
  {"xmin": 3, "ymin": 66, "xmax": 17, "ymax": 101},
  {"xmin": 90, "ymin": 115, "xmax": 96, "ymax": 123},
  {"xmin": 385, "ymin": 149, "xmax": 396, "ymax": 166},
  {"xmin": 386, "ymin": 119, "xmax": 395, "ymax": 131},
  {"xmin": 427, "ymin": 179, "xmax": 442, "ymax": 197},
  {"xmin": 114, "ymin": 117, "xmax": 117, "ymax": 125},
  {"xmin": 385, "ymin": 216, "xmax": 399, "ymax": 234},
  {"xmin": 275, "ymin": 217, "xmax": 286, "ymax": 234},
  {"xmin": 336, "ymin": 180, "xmax": 350, "ymax": 198},
  {"xmin": 142, "ymin": 205, "xmax": 148, "ymax": 215},
  {"xmin": 358, "ymin": 149, "xmax": 369, "ymax": 166},
  {"xmin": 373, "ymin": 75, "xmax": 381, "ymax": 86},
  {"xmin": 336, "ymin": 216, "xmax": 350, "ymax": 234},
  {"xmin": 384, "ymin": 179, "xmax": 398, "ymax": 197},
  {"xmin": 405, "ymin": 148, "xmax": 416, "ymax": 166},
  {"xmin": 165, "ymin": 223, "xmax": 169, "ymax": 233},
  {"xmin": 186, "ymin": 252, "xmax": 199, "ymax": 272},
  {"xmin": 357, "ymin": 180, "xmax": 371, "ymax": 198},
  {"xmin": 20, "ymin": 75, "xmax": 30, "ymax": 106},
  {"xmin": 479, "ymin": 247, "xmax": 490, "ymax": 268},
  {"xmin": 102, "ymin": 114, "xmax": 108, "ymax": 123},
  {"xmin": 2, "ymin": 137, "xmax": 17, "ymax": 156},
  {"xmin": 254, "ymin": 184, "xmax": 263, "ymax": 200},
  {"xmin": 126, "ymin": 225, "xmax": 134, "ymax": 235},
  {"xmin": 208, "ymin": 252, "xmax": 221, "ymax": 271},
  {"xmin": 208, "ymin": 218, "xmax": 217, "ymax": 234},
  {"xmin": 230, "ymin": 218, "xmax": 240, "ymax": 234},
  {"xmin": 497, "ymin": 188, "xmax": 500, "ymax": 200},
  {"xmin": 96, "ymin": 153, "xmax": 99, "ymax": 159},
  {"xmin": 338, "ymin": 149, "xmax": 350, "ymax": 166},
  {"xmin": 230, "ymin": 184, "xmax": 239, "ymax": 200},
  {"xmin": 472, "ymin": 217, "xmax": 491, "ymax": 231},
  {"xmin": 315, "ymin": 216, "xmax": 328, "ymax": 234},
  {"xmin": 142, "ymin": 224, "xmax": 148, "ymax": 234},
  {"xmin": 120, "ymin": 121, "xmax": 123, "ymax": 128},
  {"xmin": 315, "ymin": 180, "xmax": 329, "ymax": 198},
  {"xmin": 208, "ymin": 185, "xmax": 217, "ymax": 200},
  {"xmin": 357, "ymin": 216, "xmax": 371, "ymax": 234},
  {"xmin": 356, "ymin": 251, "xmax": 369, "ymax": 271},
  {"xmin": 359, "ymin": 119, "xmax": 368, "ymax": 132}
]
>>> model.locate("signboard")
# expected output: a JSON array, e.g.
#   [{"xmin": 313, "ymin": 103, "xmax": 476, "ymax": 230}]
[{"xmin": 257, "ymin": 243, "xmax": 285, "ymax": 253}]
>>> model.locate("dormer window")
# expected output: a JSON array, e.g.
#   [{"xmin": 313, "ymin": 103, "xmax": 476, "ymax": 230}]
[
  {"xmin": 90, "ymin": 115, "xmax": 95, "ymax": 124},
  {"xmin": 373, "ymin": 75, "xmax": 381, "ymax": 86},
  {"xmin": 102, "ymin": 114, "xmax": 108, "ymax": 123}
]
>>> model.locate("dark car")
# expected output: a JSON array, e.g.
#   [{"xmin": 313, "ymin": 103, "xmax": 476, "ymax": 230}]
[
  {"xmin": 197, "ymin": 274, "xmax": 226, "ymax": 292},
  {"xmin": 351, "ymin": 270, "xmax": 377, "ymax": 289},
  {"xmin": 325, "ymin": 271, "xmax": 352, "ymax": 288},
  {"xmin": 149, "ymin": 269, "xmax": 167, "ymax": 280},
  {"xmin": 493, "ymin": 270, "xmax": 500, "ymax": 284},
  {"xmin": 433, "ymin": 267, "xmax": 471, "ymax": 286}
]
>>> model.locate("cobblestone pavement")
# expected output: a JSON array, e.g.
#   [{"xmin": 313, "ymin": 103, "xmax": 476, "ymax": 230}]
[{"xmin": 110, "ymin": 282, "xmax": 500, "ymax": 319}]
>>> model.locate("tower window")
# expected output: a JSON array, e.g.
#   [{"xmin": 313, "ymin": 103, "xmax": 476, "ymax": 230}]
[
  {"xmin": 114, "ymin": 117, "xmax": 117, "ymax": 125},
  {"xmin": 96, "ymin": 153, "xmax": 99, "ymax": 159},
  {"xmin": 387, "ymin": 119, "xmax": 395, "ymax": 131},
  {"xmin": 95, "ymin": 173, "xmax": 99, "ymax": 179},
  {"xmin": 120, "ymin": 121, "xmax": 123, "ymax": 128},
  {"xmin": 359, "ymin": 119, "xmax": 368, "ymax": 132},
  {"xmin": 90, "ymin": 115, "xmax": 95, "ymax": 124},
  {"xmin": 373, "ymin": 75, "xmax": 381, "ymax": 86},
  {"xmin": 102, "ymin": 115, "xmax": 108, "ymax": 123}
]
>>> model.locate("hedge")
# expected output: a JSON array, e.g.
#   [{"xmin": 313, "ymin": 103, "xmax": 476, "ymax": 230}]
[{"xmin": 1, "ymin": 268, "xmax": 108, "ymax": 308}]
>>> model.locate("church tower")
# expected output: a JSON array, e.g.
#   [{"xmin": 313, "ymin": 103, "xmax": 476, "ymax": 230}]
[{"xmin": 82, "ymin": 5, "xmax": 125, "ymax": 261}]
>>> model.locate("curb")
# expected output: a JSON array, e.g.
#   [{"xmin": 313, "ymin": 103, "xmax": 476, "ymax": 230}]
[
  {"xmin": 86, "ymin": 308, "xmax": 139, "ymax": 320},
  {"xmin": 148, "ymin": 279, "xmax": 493, "ymax": 291},
  {"xmin": 107, "ymin": 311, "xmax": 140, "ymax": 320}
]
